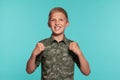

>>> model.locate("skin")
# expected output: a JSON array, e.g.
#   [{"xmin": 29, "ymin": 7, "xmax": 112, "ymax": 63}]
[
  {"xmin": 48, "ymin": 12, "xmax": 69, "ymax": 42},
  {"xmin": 26, "ymin": 11, "xmax": 90, "ymax": 76}
]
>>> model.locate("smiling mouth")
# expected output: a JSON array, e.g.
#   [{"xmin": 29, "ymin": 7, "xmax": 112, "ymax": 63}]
[{"xmin": 54, "ymin": 26, "xmax": 61, "ymax": 31}]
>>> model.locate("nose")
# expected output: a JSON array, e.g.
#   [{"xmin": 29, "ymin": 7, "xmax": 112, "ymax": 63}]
[{"xmin": 55, "ymin": 20, "xmax": 60, "ymax": 25}]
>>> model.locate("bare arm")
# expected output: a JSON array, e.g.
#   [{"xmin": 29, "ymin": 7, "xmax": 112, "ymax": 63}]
[
  {"xmin": 77, "ymin": 51, "xmax": 90, "ymax": 75},
  {"xmin": 26, "ymin": 43, "xmax": 45, "ymax": 74},
  {"xmin": 26, "ymin": 53, "xmax": 37, "ymax": 74},
  {"xmin": 69, "ymin": 42, "xmax": 90, "ymax": 76}
]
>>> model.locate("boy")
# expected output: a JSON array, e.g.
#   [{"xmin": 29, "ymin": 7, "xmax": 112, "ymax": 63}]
[{"xmin": 26, "ymin": 7, "xmax": 90, "ymax": 80}]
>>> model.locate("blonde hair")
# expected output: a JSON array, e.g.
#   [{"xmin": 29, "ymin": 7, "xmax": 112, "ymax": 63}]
[{"xmin": 48, "ymin": 7, "xmax": 68, "ymax": 21}]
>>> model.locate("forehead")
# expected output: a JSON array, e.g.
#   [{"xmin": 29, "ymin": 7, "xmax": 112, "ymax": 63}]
[{"xmin": 50, "ymin": 12, "xmax": 66, "ymax": 18}]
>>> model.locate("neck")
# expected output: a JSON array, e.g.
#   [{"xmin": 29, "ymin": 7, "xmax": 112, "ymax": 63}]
[{"xmin": 52, "ymin": 33, "xmax": 64, "ymax": 42}]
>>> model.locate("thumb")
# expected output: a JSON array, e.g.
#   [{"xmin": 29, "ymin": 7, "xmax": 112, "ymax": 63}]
[{"xmin": 69, "ymin": 42, "xmax": 73, "ymax": 50}]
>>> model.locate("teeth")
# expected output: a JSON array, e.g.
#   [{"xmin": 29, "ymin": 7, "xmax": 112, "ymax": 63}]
[{"xmin": 55, "ymin": 26, "xmax": 61, "ymax": 30}]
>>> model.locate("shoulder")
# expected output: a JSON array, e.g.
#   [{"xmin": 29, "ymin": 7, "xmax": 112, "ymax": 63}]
[
  {"xmin": 64, "ymin": 35, "xmax": 72, "ymax": 41},
  {"xmin": 38, "ymin": 37, "xmax": 50, "ymax": 43},
  {"xmin": 65, "ymin": 37, "xmax": 75, "ymax": 44},
  {"xmin": 38, "ymin": 37, "xmax": 51, "ymax": 46},
  {"xmin": 66, "ymin": 38, "xmax": 80, "ymax": 48}
]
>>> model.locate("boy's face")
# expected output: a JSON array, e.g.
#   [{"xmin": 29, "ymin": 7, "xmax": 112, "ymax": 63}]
[{"xmin": 48, "ymin": 12, "xmax": 69, "ymax": 36}]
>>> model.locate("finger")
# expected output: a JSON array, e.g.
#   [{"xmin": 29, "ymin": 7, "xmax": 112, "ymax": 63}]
[
  {"xmin": 37, "ymin": 43, "xmax": 43, "ymax": 48},
  {"xmin": 39, "ymin": 43, "xmax": 45, "ymax": 51},
  {"xmin": 71, "ymin": 42, "xmax": 75, "ymax": 47},
  {"xmin": 69, "ymin": 43, "xmax": 73, "ymax": 50}
]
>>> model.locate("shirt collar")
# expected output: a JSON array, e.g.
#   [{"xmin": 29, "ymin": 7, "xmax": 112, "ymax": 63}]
[{"xmin": 50, "ymin": 35, "xmax": 68, "ymax": 44}]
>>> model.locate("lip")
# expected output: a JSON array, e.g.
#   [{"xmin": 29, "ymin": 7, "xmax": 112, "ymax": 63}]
[{"xmin": 54, "ymin": 26, "xmax": 61, "ymax": 31}]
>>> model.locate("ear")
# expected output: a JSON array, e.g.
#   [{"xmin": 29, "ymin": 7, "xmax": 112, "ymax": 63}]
[
  {"xmin": 48, "ymin": 22, "xmax": 50, "ymax": 27},
  {"xmin": 65, "ymin": 21, "xmax": 69, "ymax": 27}
]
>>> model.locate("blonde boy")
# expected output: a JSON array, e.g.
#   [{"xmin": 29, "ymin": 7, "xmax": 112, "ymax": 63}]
[{"xmin": 26, "ymin": 7, "xmax": 90, "ymax": 80}]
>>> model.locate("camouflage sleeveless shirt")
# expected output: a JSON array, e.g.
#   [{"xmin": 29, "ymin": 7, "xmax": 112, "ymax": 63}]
[{"xmin": 35, "ymin": 35, "xmax": 80, "ymax": 80}]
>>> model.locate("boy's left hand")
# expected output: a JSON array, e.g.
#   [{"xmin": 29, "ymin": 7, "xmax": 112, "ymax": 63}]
[{"xmin": 69, "ymin": 42, "xmax": 81, "ymax": 56}]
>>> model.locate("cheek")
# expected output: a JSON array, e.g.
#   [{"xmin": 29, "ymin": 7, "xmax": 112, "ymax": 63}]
[
  {"xmin": 48, "ymin": 22, "xmax": 53, "ymax": 27},
  {"xmin": 63, "ymin": 23, "xmax": 68, "ymax": 28},
  {"xmin": 49, "ymin": 22, "xmax": 55, "ymax": 26}
]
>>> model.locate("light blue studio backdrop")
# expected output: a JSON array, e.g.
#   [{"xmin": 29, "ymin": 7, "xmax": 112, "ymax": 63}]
[{"xmin": 0, "ymin": 0, "xmax": 120, "ymax": 80}]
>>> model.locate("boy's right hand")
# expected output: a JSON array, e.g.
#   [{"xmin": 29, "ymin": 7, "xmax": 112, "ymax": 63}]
[{"xmin": 32, "ymin": 43, "xmax": 45, "ymax": 57}]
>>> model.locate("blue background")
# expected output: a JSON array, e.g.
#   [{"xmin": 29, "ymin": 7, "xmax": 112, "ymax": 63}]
[{"xmin": 0, "ymin": 0, "xmax": 120, "ymax": 80}]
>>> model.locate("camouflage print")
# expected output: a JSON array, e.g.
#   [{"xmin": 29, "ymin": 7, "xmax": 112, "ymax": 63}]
[{"xmin": 35, "ymin": 35, "xmax": 80, "ymax": 80}]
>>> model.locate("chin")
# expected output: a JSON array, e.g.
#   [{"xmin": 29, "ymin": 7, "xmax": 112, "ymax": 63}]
[{"xmin": 53, "ymin": 32, "xmax": 63, "ymax": 36}]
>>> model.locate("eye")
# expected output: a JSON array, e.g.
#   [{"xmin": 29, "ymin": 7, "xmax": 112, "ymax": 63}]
[
  {"xmin": 59, "ymin": 18, "xmax": 64, "ymax": 21},
  {"xmin": 50, "ymin": 19, "xmax": 55, "ymax": 21}
]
